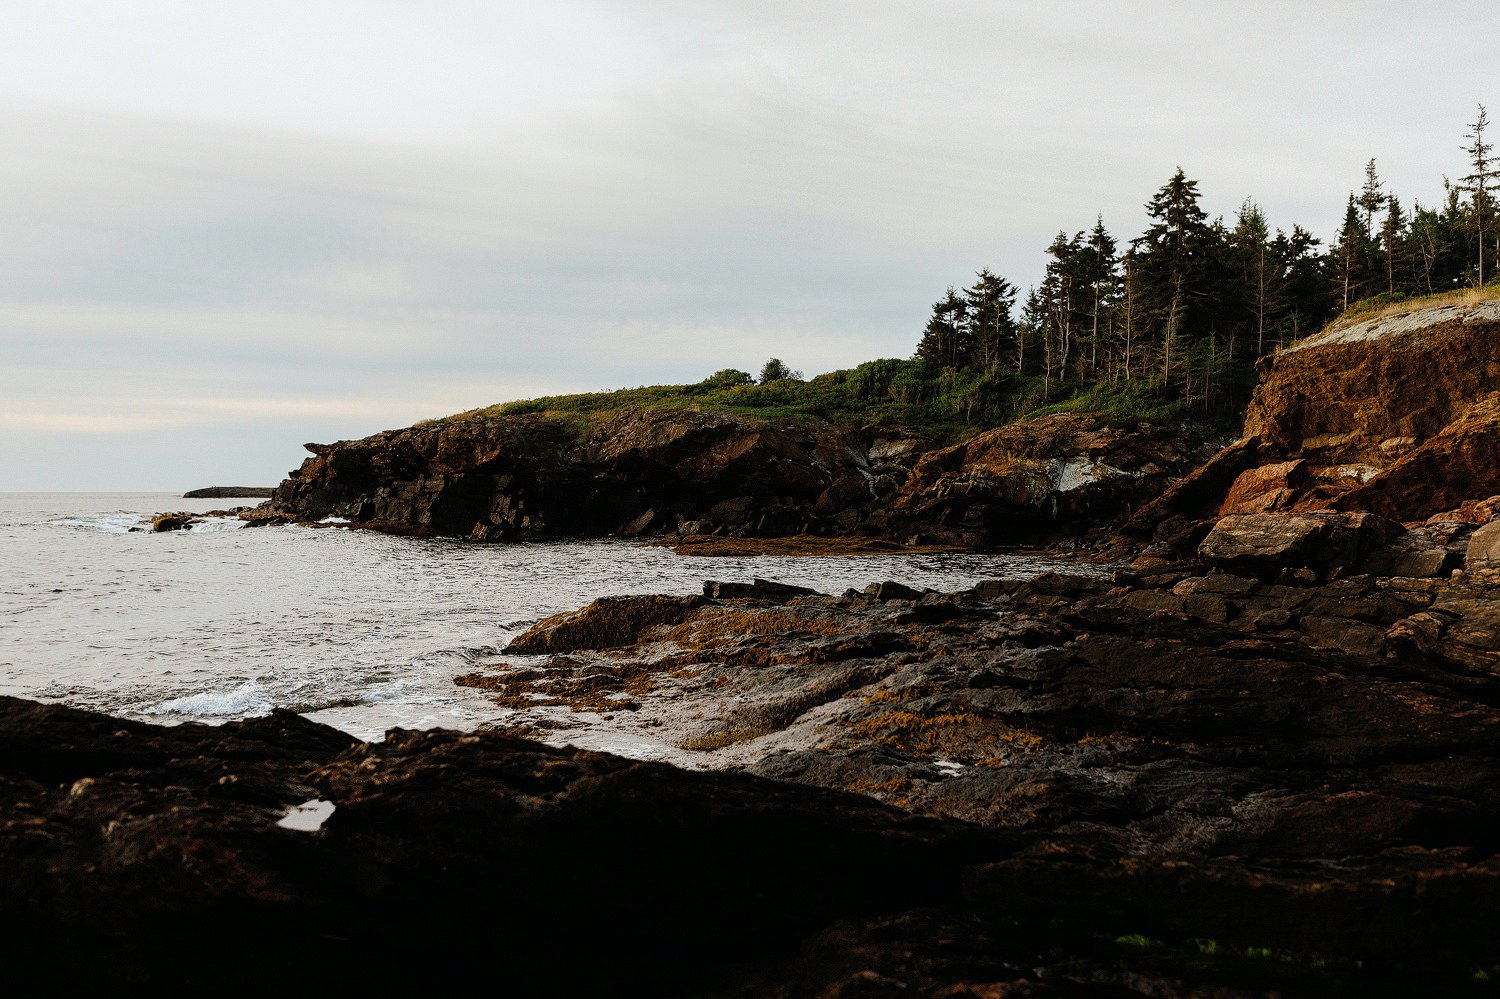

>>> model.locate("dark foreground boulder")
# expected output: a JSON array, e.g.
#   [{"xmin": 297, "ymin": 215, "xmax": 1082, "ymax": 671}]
[{"xmin": 0, "ymin": 696, "xmax": 990, "ymax": 994}]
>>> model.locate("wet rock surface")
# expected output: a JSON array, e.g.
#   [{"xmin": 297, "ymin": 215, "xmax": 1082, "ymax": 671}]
[
  {"xmin": 448, "ymin": 557, "xmax": 1500, "ymax": 994},
  {"xmin": 11, "ymin": 549, "xmax": 1500, "ymax": 993}
]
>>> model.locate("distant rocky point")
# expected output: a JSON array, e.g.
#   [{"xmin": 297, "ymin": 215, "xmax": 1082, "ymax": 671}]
[{"xmin": 183, "ymin": 486, "xmax": 275, "ymax": 498}]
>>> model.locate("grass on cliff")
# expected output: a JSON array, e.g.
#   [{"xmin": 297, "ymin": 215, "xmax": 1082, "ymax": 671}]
[
  {"xmin": 441, "ymin": 359, "xmax": 1190, "ymax": 443},
  {"xmin": 1330, "ymin": 283, "xmax": 1500, "ymax": 329}
]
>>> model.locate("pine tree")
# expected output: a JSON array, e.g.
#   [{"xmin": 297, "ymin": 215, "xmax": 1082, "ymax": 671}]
[
  {"xmin": 963, "ymin": 269, "xmax": 1019, "ymax": 374},
  {"xmin": 1272, "ymin": 225, "xmax": 1331, "ymax": 347},
  {"xmin": 1459, "ymin": 105, "xmax": 1498, "ymax": 285},
  {"xmin": 1357, "ymin": 158, "xmax": 1386, "ymax": 233},
  {"xmin": 1230, "ymin": 199, "xmax": 1275, "ymax": 354},
  {"xmin": 1381, "ymin": 195, "xmax": 1408, "ymax": 296},
  {"xmin": 914, "ymin": 288, "xmax": 970, "ymax": 367},
  {"xmin": 1079, "ymin": 217, "xmax": 1119, "ymax": 376},
  {"xmin": 1128, "ymin": 169, "xmax": 1217, "ymax": 388},
  {"xmin": 1036, "ymin": 231, "xmax": 1086, "ymax": 382},
  {"xmin": 1331, "ymin": 196, "xmax": 1375, "ymax": 310}
]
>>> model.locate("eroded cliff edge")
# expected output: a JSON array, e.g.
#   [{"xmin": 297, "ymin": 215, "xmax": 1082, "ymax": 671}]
[{"xmin": 255, "ymin": 300, "xmax": 1500, "ymax": 551}]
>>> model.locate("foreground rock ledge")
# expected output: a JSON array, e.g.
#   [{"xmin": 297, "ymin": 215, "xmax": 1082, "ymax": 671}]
[{"xmin": 10, "ymin": 560, "xmax": 1495, "ymax": 991}]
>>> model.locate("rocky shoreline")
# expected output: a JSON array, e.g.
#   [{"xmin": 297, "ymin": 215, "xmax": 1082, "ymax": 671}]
[
  {"xmin": 23, "ymin": 300, "xmax": 1500, "ymax": 992},
  {"xmin": 6, "ymin": 543, "xmax": 1499, "ymax": 993}
]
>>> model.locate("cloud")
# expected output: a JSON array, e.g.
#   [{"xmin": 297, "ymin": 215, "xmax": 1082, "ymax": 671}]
[{"xmin": 1, "ymin": 2, "xmax": 1496, "ymax": 487}]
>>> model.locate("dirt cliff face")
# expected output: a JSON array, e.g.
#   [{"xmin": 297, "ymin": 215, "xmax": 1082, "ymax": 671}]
[
  {"xmin": 1244, "ymin": 301, "xmax": 1500, "ymax": 466},
  {"xmin": 1139, "ymin": 301, "xmax": 1500, "ymax": 539}
]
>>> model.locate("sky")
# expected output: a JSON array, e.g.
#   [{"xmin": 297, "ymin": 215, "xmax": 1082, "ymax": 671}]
[{"xmin": 2, "ymin": 1, "xmax": 1496, "ymax": 490}]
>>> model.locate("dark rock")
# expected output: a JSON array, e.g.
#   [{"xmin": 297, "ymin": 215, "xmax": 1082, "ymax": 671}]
[
  {"xmin": 862, "ymin": 580, "xmax": 929, "ymax": 601},
  {"xmin": 1198, "ymin": 511, "xmax": 1401, "ymax": 578},
  {"xmin": 0, "ymin": 696, "xmax": 994, "ymax": 994},
  {"xmin": 505, "ymin": 594, "xmax": 707, "ymax": 654},
  {"xmin": 1300, "ymin": 614, "xmax": 1388, "ymax": 656},
  {"xmin": 1217, "ymin": 458, "xmax": 1310, "ymax": 515},
  {"xmin": 182, "ymin": 486, "xmax": 276, "ymax": 498},
  {"xmin": 1466, "ymin": 519, "xmax": 1500, "ymax": 570},
  {"xmin": 703, "ymin": 578, "xmax": 821, "ymax": 601},
  {"xmin": 149, "ymin": 511, "xmax": 199, "ymax": 532}
]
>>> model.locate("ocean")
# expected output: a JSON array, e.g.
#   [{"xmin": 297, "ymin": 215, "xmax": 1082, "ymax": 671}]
[{"xmin": 2, "ymin": 492, "xmax": 1075, "ymax": 741}]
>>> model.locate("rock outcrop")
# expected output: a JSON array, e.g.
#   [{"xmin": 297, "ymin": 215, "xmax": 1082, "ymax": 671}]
[
  {"xmin": 872, "ymin": 413, "xmax": 1211, "ymax": 546},
  {"xmin": 1131, "ymin": 300, "xmax": 1500, "ymax": 548},
  {"xmin": 258, "ymin": 405, "xmax": 1203, "ymax": 546},
  {"xmin": 182, "ymin": 486, "xmax": 275, "ymax": 498},
  {"xmin": 256, "ymin": 408, "xmax": 878, "ymax": 540},
  {"xmin": 11, "ymin": 547, "xmax": 1500, "ymax": 993},
  {"xmin": 450, "ymin": 560, "xmax": 1500, "ymax": 993}
]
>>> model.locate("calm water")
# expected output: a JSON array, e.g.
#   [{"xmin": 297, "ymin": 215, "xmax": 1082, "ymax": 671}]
[{"xmin": 2, "ymin": 493, "xmax": 1077, "ymax": 740}]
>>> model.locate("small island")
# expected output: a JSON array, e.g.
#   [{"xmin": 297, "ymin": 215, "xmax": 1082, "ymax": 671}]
[{"xmin": 182, "ymin": 486, "xmax": 276, "ymax": 498}]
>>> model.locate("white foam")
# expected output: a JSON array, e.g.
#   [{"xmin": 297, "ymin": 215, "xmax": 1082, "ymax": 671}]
[
  {"xmin": 145, "ymin": 681, "xmax": 271, "ymax": 717},
  {"xmin": 49, "ymin": 513, "xmax": 146, "ymax": 534},
  {"xmin": 277, "ymin": 799, "xmax": 335, "ymax": 832},
  {"xmin": 187, "ymin": 517, "xmax": 246, "ymax": 533}
]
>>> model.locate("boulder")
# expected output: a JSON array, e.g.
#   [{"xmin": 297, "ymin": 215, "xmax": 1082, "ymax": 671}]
[
  {"xmin": 1198, "ymin": 511, "xmax": 1402, "ymax": 577},
  {"xmin": 1218, "ymin": 458, "xmax": 1309, "ymax": 515},
  {"xmin": 1465, "ymin": 519, "xmax": 1500, "ymax": 570},
  {"xmin": 149, "ymin": 511, "xmax": 199, "ymax": 532},
  {"xmin": 505, "ymin": 595, "xmax": 707, "ymax": 654}
]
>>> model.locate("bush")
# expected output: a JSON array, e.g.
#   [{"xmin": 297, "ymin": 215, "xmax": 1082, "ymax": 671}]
[
  {"xmin": 758, "ymin": 358, "xmax": 803, "ymax": 383},
  {"xmin": 699, "ymin": 368, "xmax": 754, "ymax": 388}
]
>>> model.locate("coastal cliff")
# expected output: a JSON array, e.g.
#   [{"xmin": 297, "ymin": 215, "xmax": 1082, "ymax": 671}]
[
  {"xmin": 1132, "ymin": 299, "xmax": 1500, "ymax": 545},
  {"xmin": 22, "ymin": 298, "xmax": 1500, "ymax": 993},
  {"xmin": 257, "ymin": 404, "xmax": 1208, "ymax": 547}
]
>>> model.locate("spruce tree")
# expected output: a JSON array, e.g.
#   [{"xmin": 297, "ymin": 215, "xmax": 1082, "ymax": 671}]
[
  {"xmin": 1357, "ymin": 158, "xmax": 1386, "ymax": 233},
  {"xmin": 1459, "ymin": 105, "xmax": 1498, "ymax": 285},
  {"xmin": 1381, "ymin": 196, "xmax": 1409, "ymax": 296},
  {"xmin": 1230, "ymin": 199, "xmax": 1275, "ymax": 354},
  {"xmin": 963, "ymin": 269, "xmax": 1018, "ymax": 374},
  {"xmin": 1331, "ymin": 196, "xmax": 1374, "ymax": 310},
  {"xmin": 1079, "ymin": 217, "xmax": 1119, "ymax": 375},
  {"xmin": 1128, "ymin": 169, "xmax": 1218, "ymax": 389},
  {"xmin": 914, "ymin": 288, "xmax": 970, "ymax": 367}
]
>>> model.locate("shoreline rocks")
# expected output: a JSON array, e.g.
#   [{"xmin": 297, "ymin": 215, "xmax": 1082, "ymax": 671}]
[
  {"xmin": 251, "ymin": 406, "xmax": 1210, "ymax": 549},
  {"xmin": 10, "ymin": 544, "xmax": 1500, "ymax": 992}
]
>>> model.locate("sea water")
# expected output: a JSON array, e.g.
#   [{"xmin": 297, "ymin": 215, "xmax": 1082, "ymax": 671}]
[{"xmin": 1, "ymin": 493, "xmax": 1077, "ymax": 741}]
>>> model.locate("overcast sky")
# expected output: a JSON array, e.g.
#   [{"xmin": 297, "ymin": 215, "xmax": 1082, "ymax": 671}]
[{"xmin": 2, "ymin": 1, "xmax": 1495, "ymax": 490}]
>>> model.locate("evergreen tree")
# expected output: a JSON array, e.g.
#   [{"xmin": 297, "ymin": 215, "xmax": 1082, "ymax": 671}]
[
  {"xmin": 963, "ymin": 269, "xmax": 1019, "ymax": 374},
  {"xmin": 1128, "ymin": 169, "xmax": 1220, "ymax": 388},
  {"xmin": 1459, "ymin": 104, "xmax": 1498, "ymax": 285},
  {"xmin": 1078, "ymin": 217, "xmax": 1119, "ymax": 376},
  {"xmin": 914, "ymin": 287, "xmax": 970, "ymax": 367},
  {"xmin": 1331, "ymin": 195, "xmax": 1375, "ymax": 310},
  {"xmin": 1035, "ymin": 231, "xmax": 1087, "ymax": 383},
  {"xmin": 1381, "ymin": 195, "xmax": 1409, "ymax": 296},
  {"xmin": 1357, "ymin": 158, "xmax": 1386, "ymax": 232},
  {"xmin": 1229, "ymin": 199, "xmax": 1275, "ymax": 354}
]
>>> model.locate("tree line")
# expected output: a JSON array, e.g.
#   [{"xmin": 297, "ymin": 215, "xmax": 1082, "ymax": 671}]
[{"xmin": 915, "ymin": 105, "xmax": 1500, "ymax": 416}]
